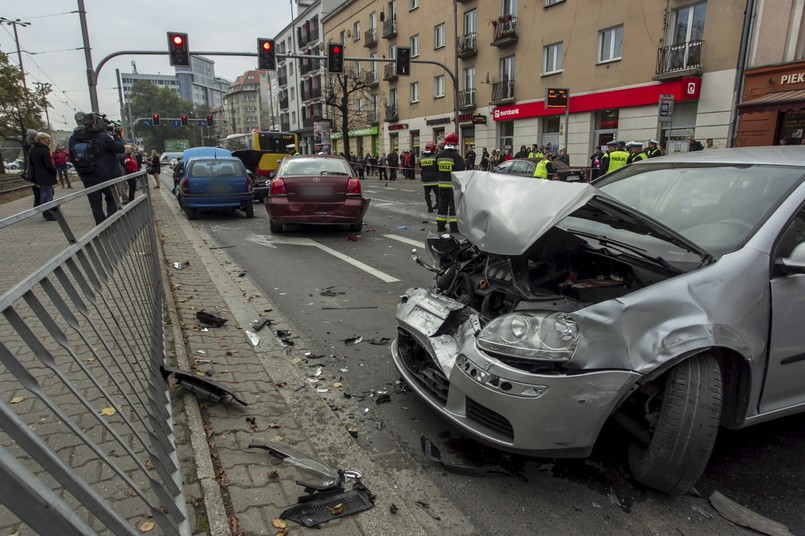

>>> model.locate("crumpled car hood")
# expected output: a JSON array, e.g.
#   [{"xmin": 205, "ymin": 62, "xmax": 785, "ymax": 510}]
[{"xmin": 451, "ymin": 170, "xmax": 710, "ymax": 260}]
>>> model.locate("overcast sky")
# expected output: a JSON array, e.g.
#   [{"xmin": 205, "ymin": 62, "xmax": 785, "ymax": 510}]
[{"xmin": 0, "ymin": 0, "xmax": 299, "ymax": 131}]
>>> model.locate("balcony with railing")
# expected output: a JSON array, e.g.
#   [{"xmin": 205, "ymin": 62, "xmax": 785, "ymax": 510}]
[
  {"xmin": 365, "ymin": 70, "xmax": 379, "ymax": 87},
  {"xmin": 491, "ymin": 16, "xmax": 518, "ymax": 46},
  {"xmin": 278, "ymin": 73, "xmax": 288, "ymax": 86},
  {"xmin": 300, "ymin": 58, "xmax": 322, "ymax": 76},
  {"xmin": 364, "ymin": 109, "xmax": 379, "ymax": 124},
  {"xmin": 281, "ymin": 121, "xmax": 291, "ymax": 132},
  {"xmin": 301, "ymin": 85, "xmax": 322, "ymax": 102},
  {"xmin": 458, "ymin": 88, "xmax": 476, "ymax": 110},
  {"xmin": 457, "ymin": 32, "xmax": 477, "ymax": 58},
  {"xmin": 383, "ymin": 63, "xmax": 398, "ymax": 81},
  {"xmin": 655, "ymin": 40, "xmax": 703, "ymax": 79},
  {"xmin": 364, "ymin": 28, "xmax": 378, "ymax": 47},
  {"xmin": 490, "ymin": 80, "xmax": 515, "ymax": 104},
  {"xmin": 279, "ymin": 95, "xmax": 289, "ymax": 110},
  {"xmin": 382, "ymin": 18, "xmax": 397, "ymax": 39},
  {"xmin": 298, "ymin": 28, "xmax": 320, "ymax": 47},
  {"xmin": 384, "ymin": 104, "xmax": 399, "ymax": 122}
]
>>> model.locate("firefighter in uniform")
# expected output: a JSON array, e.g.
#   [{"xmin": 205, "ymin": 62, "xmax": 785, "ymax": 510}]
[
  {"xmin": 436, "ymin": 132, "xmax": 465, "ymax": 233},
  {"xmin": 606, "ymin": 140, "xmax": 630, "ymax": 173},
  {"xmin": 626, "ymin": 141, "xmax": 647, "ymax": 165},
  {"xmin": 532, "ymin": 153, "xmax": 557, "ymax": 179},
  {"xmin": 419, "ymin": 141, "xmax": 439, "ymax": 212},
  {"xmin": 645, "ymin": 139, "xmax": 661, "ymax": 158}
]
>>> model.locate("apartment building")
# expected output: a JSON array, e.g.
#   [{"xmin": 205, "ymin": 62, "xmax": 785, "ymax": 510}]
[
  {"xmin": 735, "ymin": 0, "xmax": 805, "ymax": 146},
  {"xmin": 223, "ymin": 70, "xmax": 272, "ymax": 134},
  {"xmin": 324, "ymin": 0, "xmax": 745, "ymax": 164},
  {"xmin": 122, "ymin": 57, "xmax": 230, "ymax": 109}
]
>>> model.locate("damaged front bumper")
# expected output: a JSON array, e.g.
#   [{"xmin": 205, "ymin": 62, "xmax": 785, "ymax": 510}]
[{"xmin": 392, "ymin": 288, "xmax": 640, "ymax": 458}]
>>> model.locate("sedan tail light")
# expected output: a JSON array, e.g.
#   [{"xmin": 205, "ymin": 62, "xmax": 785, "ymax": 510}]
[
  {"xmin": 256, "ymin": 168, "xmax": 272, "ymax": 177},
  {"xmin": 180, "ymin": 178, "xmax": 190, "ymax": 194},
  {"xmin": 246, "ymin": 175, "xmax": 253, "ymax": 191},
  {"xmin": 346, "ymin": 178, "xmax": 361, "ymax": 196},
  {"xmin": 270, "ymin": 178, "xmax": 287, "ymax": 196}
]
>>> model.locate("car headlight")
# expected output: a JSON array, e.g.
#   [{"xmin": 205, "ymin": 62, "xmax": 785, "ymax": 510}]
[{"xmin": 477, "ymin": 312, "xmax": 579, "ymax": 362}]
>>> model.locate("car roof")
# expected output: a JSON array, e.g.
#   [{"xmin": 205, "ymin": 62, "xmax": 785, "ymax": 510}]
[
  {"xmin": 186, "ymin": 156, "xmax": 241, "ymax": 163},
  {"xmin": 634, "ymin": 146, "xmax": 805, "ymax": 167},
  {"xmin": 183, "ymin": 147, "xmax": 232, "ymax": 159}
]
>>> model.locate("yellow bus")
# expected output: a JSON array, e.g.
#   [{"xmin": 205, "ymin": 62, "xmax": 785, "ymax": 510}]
[{"xmin": 220, "ymin": 130, "xmax": 298, "ymax": 178}]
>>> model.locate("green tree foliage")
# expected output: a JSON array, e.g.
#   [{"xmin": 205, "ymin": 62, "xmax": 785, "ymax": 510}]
[
  {"xmin": 0, "ymin": 51, "xmax": 47, "ymax": 171},
  {"xmin": 127, "ymin": 81, "xmax": 211, "ymax": 152}
]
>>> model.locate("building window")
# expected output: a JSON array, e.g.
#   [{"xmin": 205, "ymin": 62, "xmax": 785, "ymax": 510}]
[
  {"xmin": 463, "ymin": 67, "xmax": 475, "ymax": 89},
  {"xmin": 291, "ymin": 88, "xmax": 295, "ymax": 101},
  {"xmin": 499, "ymin": 120, "xmax": 514, "ymax": 152},
  {"xmin": 434, "ymin": 23, "xmax": 446, "ymax": 49},
  {"xmin": 598, "ymin": 25, "xmax": 623, "ymax": 63},
  {"xmin": 354, "ymin": 21, "xmax": 361, "ymax": 41},
  {"xmin": 464, "ymin": 9, "xmax": 477, "ymax": 33},
  {"xmin": 544, "ymin": 0, "xmax": 564, "ymax": 6},
  {"xmin": 370, "ymin": 11, "xmax": 376, "ymax": 30},
  {"xmin": 411, "ymin": 34, "xmax": 420, "ymax": 57},
  {"xmin": 502, "ymin": 0, "xmax": 517, "ymax": 16},
  {"xmin": 434, "ymin": 75, "xmax": 444, "ymax": 98},
  {"xmin": 410, "ymin": 0, "xmax": 418, "ymax": 10},
  {"xmin": 247, "ymin": 75, "xmax": 254, "ymax": 80},
  {"xmin": 500, "ymin": 55, "xmax": 515, "ymax": 81},
  {"xmin": 410, "ymin": 81, "xmax": 419, "ymax": 103},
  {"xmin": 389, "ymin": 87, "xmax": 398, "ymax": 107},
  {"xmin": 543, "ymin": 42, "xmax": 563, "ymax": 74},
  {"xmin": 356, "ymin": 98, "xmax": 363, "ymax": 113},
  {"xmin": 672, "ymin": 2, "xmax": 707, "ymax": 44}
]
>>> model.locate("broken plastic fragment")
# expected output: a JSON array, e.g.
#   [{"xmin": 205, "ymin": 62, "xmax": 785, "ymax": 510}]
[
  {"xmin": 375, "ymin": 392, "xmax": 390, "ymax": 404},
  {"xmin": 245, "ymin": 330, "xmax": 260, "ymax": 346},
  {"xmin": 173, "ymin": 261, "xmax": 189, "ymax": 269},
  {"xmin": 420, "ymin": 436, "xmax": 512, "ymax": 477},
  {"xmin": 368, "ymin": 337, "xmax": 392, "ymax": 345},
  {"xmin": 346, "ymin": 235, "xmax": 358, "ymax": 241},
  {"xmin": 252, "ymin": 318, "xmax": 272, "ymax": 331},
  {"xmin": 196, "ymin": 310, "xmax": 227, "ymax": 327},
  {"xmin": 397, "ymin": 225, "xmax": 408, "ymax": 230},
  {"xmin": 344, "ymin": 336, "xmax": 363, "ymax": 346},
  {"xmin": 316, "ymin": 388, "xmax": 329, "ymax": 393}
]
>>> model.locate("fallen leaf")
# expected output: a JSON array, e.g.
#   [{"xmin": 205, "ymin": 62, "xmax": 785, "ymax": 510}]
[
  {"xmin": 145, "ymin": 459, "xmax": 154, "ymax": 470},
  {"xmin": 85, "ymin": 357, "xmax": 95, "ymax": 363},
  {"xmin": 268, "ymin": 422, "xmax": 281, "ymax": 429},
  {"xmin": 330, "ymin": 503, "xmax": 344, "ymax": 515},
  {"xmin": 100, "ymin": 407, "xmax": 117, "ymax": 416},
  {"xmin": 9, "ymin": 396, "xmax": 24, "ymax": 404},
  {"xmin": 333, "ymin": 382, "xmax": 343, "ymax": 388},
  {"xmin": 139, "ymin": 520, "xmax": 155, "ymax": 532},
  {"xmin": 271, "ymin": 518, "xmax": 287, "ymax": 529},
  {"xmin": 267, "ymin": 469, "xmax": 279, "ymax": 478},
  {"xmin": 273, "ymin": 435, "xmax": 284, "ymax": 442}
]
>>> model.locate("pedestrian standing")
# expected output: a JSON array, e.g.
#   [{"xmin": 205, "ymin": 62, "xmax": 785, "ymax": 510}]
[
  {"xmin": 514, "ymin": 145, "xmax": 528, "ymax": 159},
  {"xmin": 378, "ymin": 152, "xmax": 388, "ymax": 180},
  {"xmin": 29, "ymin": 132, "xmax": 59, "ymax": 221},
  {"xmin": 52, "ymin": 144, "xmax": 72, "ymax": 188},
  {"xmin": 357, "ymin": 153, "xmax": 365, "ymax": 180},
  {"xmin": 645, "ymin": 139, "xmax": 661, "ymax": 158},
  {"xmin": 705, "ymin": 138, "xmax": 716, "ymax": 150},
  {"xmin": 607, "ymin": 141, "xmax": 630, "ymax": 172},
  {"xmin": 123, "ymin": 145, "xmax": 139, "ymax": 203},
  {"xmin": 387, "ymin": 148, "xmax": 398, "ymax": 181},
  {"xmin": 465, "ymin": 145, "xmax": 476, "ymax": 170},
  {"xmin": 590, "ymin": 147, "xmax": 602, "ymax": 181},
  {"xmin": 626, "ymin": 141, "xmax": 647, "ymax": 165},
  {"xmin": 435, "ymin": 132, "xmax": 465, "ymax": 234},
  {"xmin": 419, "ymin": 141, "xmax": 439, "ymax": 212},
  {"xmin": 503, "ymin": 149, "xmax": 513, "ymax": 161},
  {"xmin": 489, "ymin": 149, "xmax": 502, "ymax": 170},
  {"xmin": 600, "ymin": 140, "xmax": 616, "ymax": 174},
  {"xmin": 68, "ymin": 111, "xmax": 125, "ymax": 225},
  {"xmin": 22, "ymin": 129, "xmax": 41, "ymax": 208},
  {"xmin": 148, "ymin": 149, "xmax": 161, "ymax": 189},
  {"xmin": 558, "ymin": 148, "xmax": 570, "ymax": 165},
  {"xmin": 479, "ymin": 148, "xmax": 490, "ymax": 171}
]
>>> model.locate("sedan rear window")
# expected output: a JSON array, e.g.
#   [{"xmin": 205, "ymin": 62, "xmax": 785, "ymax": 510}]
[
  {"xmin": 282, "ymin": 158, "xmax": 351, "ymax": 176},
  {"xmin": 189, "ymin": 160, "xmax": 245, "ymax": 178}
]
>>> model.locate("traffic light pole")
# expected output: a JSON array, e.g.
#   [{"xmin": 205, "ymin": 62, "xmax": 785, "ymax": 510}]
[{"xmin": 91, "ymin": 50, "xmax": 459, "ymax": 130}]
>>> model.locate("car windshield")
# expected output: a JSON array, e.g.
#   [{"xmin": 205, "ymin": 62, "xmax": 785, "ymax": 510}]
[
  {"xmin": 282, "ymin": 158, "xmax": 351, "ymax": 176},
  {"xmin": 188, "ymin": 160, "xmax": 245, "ymax": 178},
  {"xmin": 594, "ymin": 164, "xmax": 804, "ymax": 256}
]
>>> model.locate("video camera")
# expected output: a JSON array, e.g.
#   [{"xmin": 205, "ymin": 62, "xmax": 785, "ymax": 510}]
[{"xmin": 74, "ymin": 111, "xmax": 122, "ymax": 136}]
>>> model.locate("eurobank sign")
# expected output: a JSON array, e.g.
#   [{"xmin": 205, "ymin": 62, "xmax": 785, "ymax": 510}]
[
  {"xmin": 331, "ymin": 125, "xmax": 379, "ymax": 139},
  {"xmin": 492, "ymin": 77, "xmax": 701, "ymax": 121}
]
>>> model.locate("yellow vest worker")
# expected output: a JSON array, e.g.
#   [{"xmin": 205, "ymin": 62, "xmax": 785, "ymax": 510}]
[
  {"xmin": 607, "ymin": 148, "xmax": 630, "ymax": 172},
  {"xmin": 533, "ymin": 158, "xmax": 552, "ymax": 179}
]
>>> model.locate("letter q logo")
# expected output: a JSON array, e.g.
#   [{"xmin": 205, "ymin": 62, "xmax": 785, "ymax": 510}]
[{"xmin": 687, "ymin": 82, "xmax": 696, "ymax": 95}]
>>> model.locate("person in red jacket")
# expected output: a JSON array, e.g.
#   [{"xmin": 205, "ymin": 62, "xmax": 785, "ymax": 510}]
[
  {"xmin": 51, "ymin": 144, "xmax": 72, "ymax": 188},
  {"xmin": 123, "ymin": 145, "xmax": 139, "ymax": 203}
]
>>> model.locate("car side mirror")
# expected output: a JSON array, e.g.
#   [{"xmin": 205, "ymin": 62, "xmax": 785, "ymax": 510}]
[{"xmin": 775, "ymin": 242, "xmax": 805, "ymax": 275}]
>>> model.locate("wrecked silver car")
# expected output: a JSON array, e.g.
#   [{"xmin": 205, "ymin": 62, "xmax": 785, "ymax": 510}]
[{"xmin": 392, "ymin": 147, "xmax": 805, "ymax": 495}]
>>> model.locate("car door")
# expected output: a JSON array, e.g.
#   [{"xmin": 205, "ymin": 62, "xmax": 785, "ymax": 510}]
[
  {"xmin": 508, "ymin": 160, "xmax": 533, "ymax": 177},
  {"xmin": 761, "ymin": 202, "xmax": 805, "ymax": 413}
]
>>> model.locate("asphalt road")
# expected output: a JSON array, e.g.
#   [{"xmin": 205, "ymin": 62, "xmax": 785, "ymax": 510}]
[{"xmin": 169, "ymin": 174, "xmax": 804, "ymax": 536}]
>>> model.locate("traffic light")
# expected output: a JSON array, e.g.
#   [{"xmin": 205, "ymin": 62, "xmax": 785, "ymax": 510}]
[
  {"xmin": 167, "ymin": 32, "xmax": 190, "ymax": 66},
  {"xmin": 152, "ymin": 114, "xmax": 160, "ymax": 126},
  {"xmin": 327, "ymin": 43, "xmax": 344, "ymax": 74},
  {"xmin": 207, "ymin": 115, "xmax": 214, "ymax": 126},
  {"xmin": 257, "ymin": 38, "xmax": 276, "ymax": 70},
  {"xmin": 395, "ymin": 46, "xmax": 411, "ymax": 76},
  {"xmin": 181, "ymin": 115, "xmax": 188, "ymax": 126}
]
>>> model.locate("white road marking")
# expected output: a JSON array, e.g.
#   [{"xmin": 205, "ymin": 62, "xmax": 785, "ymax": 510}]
[
  {"xmin": 246, "ymin": 233, "xmax": 400, "ymax": 283},
  {"xmin": 384, "ymin": 234, "xmax": 425, "ymax": 249}
]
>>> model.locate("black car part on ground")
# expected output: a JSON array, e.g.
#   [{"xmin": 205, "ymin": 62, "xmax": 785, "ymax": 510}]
[
  {"xmin": 196, "ymin": 309, "xmax": 227, "ymax": 327},
  {"xmin": 420, "ymin": 436, "xmax": 513, "ymax": 477},
  {"xmin": 160, "ymin": 365, "xmax": 247, "ymax": 405}
]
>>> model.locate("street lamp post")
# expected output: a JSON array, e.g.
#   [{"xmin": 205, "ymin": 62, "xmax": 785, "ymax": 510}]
[{"xmin": 0, "ymin": 17, "xmax": 32, "ymax": 98}]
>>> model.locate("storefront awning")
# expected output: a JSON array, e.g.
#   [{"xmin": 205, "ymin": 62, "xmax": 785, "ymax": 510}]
[{"xmin": 738, "ymin": 89, "xmax": 805, "ymax": 114}]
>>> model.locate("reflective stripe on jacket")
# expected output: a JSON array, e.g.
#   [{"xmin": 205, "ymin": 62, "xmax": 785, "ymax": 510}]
[
  {"xmin": 419, "ymin": 153, "xmax": 439, "ymax": 186},
  {"xmin": 436, "ymin": 148, "xmax": 465, "ymax": 188},
  {"xmin": 533, "ymin": 159, "xmax": 550, "ymax": 179}
]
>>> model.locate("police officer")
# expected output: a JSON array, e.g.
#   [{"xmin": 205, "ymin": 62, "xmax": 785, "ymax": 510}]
[
  {"xmin": 606, "ymin": 140, "xmax": 630, "ymax": 173},
  {"xmin": 626, "ymin": 141, "xmax": 647, "ymax": 165},
  {"xmin": 419, "ymin": 141, "xmax": 439, "ymax": 212},
  {"xmin": 645, "ymin": 139, "xmax": 661, "ymax": 158},
  {"xmin": 527, "ymin": 143, "xmax": 544, "ymax": 160},
  {"xmin": 532, "ymin": 152, "xmax": 557, "ymax": 179},
  {"xmin": 436, "ymin": 132, "xmax": 465, "ymax": 233},
  {"xmin": 600, "ymin": 140, "xmax": 616, "ymax": 174}
]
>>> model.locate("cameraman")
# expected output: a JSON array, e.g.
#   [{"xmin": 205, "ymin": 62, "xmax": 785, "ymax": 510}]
[{"xmin": 68, "ymin": 112, "xmax": 125, "ymax": 225}]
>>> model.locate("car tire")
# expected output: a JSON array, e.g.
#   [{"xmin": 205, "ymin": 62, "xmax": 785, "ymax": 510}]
[
  {"xmin": 245, "ymin": 203, "xmax": 255, "ymax": 218},
  {"xmin": 627, "ymin": 353, "xmax": 722, "ymax": 495},
  {"xmin": 184, "ymin": 206, "xmax": 198, "ymax": 220},
  {"xmin": 269, "ymin": 219, "xmax": 283, "ymax": 233},
  {"xmin": 348, "ymin": 222, "xmax": 363, "ymax": 232}
]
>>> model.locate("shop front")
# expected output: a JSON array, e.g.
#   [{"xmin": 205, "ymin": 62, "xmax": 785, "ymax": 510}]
[
  {"xmin": 737, "ymin": 61, "xmax": 805, "ymax": 146},
  {"xmin": 459, "ymin": 112, "xmax": 486, "ymax": 157},
  {"xmin": 330, "ymin": 125, "xmax": 380, "ymax": 156}
]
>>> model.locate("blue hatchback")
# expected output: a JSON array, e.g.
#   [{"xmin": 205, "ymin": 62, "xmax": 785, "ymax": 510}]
[{"xmin": 176, "ymin": 154, "xmax": 255, "ymax": 219}]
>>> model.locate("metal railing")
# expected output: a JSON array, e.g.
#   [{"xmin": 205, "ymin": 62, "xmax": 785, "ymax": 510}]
[
  {"xmin": 383, "ymin": 63, "xmax": 398, "ymax": 81},
  {"xmin": 490, "ymin": 79, "xmax": 515, "ymax": 104},
  {"xmin": 459, "ymin": 88, "xmax": 476, "ymax": 110},
  {"xmin": 364, "ymin": 28, "xmax": 377, "ymax": 47},
  {"xmin": 365, "ymin": 70, "xmax": 379, "ymax": 86},
  {"xmin": 0, "ymin": 172, "xmax": 189, "ymax": 535},
  {"xmin": 457, "ymin": 32, "xmax": 477, "ymax": 57},
  {"xmin": 492, "ymin": 16, "xmax": 518, "ymax": 44},
  {"xmin": 384, "ymin": 104, "xmax": 399, "ymax": 122},
  {"xmin": 382, "ymin": 18, "xmax": 397, "ymax": 38},
  {"xmin": 656, "ymin": 40, "xmax": 703, "ymax": 76}
]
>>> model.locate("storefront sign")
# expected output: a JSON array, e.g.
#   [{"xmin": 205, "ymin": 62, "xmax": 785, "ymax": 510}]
[
  {"xmin": 330, "ymin": 125, "xmax": 379, "ymax": 139},
  {"xmin": 545, "ymin": 88, "xmax": 569, "ymax": 109},
  {"xmin": 388, "ymin": 123, "xmax": 409, "ymax": 131},
  {"xmin": 492, "ymin": 77, "xmax": 701, "ymax": 121},
  {"xmin": 458, "ymin": 113, "xmax": 474, "ymax": 124},
  {"xmin": 473, "ymin": 114, "xmax": 487, "ymax": 125},
  {"xmin": 781, "ymin": 73, "xmax": 805, "ymax": 85},
  {"xmin": 425, "ymin": 117, "xmax": 452, "ymax": 126}
]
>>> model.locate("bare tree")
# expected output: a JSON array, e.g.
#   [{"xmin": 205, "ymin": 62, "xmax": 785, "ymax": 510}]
[{"xmin": 323, "ymin": 64, "xmax": 371, "ymax": 158}]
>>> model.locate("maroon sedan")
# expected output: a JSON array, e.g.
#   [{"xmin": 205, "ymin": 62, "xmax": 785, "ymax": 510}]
[{"xmin": 265, "ymin": 155, "xmax": 370, "ymax": 233}]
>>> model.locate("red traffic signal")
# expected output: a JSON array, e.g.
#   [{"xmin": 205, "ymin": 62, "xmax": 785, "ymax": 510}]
[
  {"xmin": 206, "ymin": 115, "xmax": 214, "ymax": 126},
  {"xmin": 257, "ymin": 38, "xmax": 276, "ymax": 70},
  {"xmin": 167, "ymin": 32, "xmax": 190, "ymax": 66},
  {"xmin": 327, "ymin": 43, "xmax": 344, "ymax": 74},
  {"xmin": 180, "ymin": 115, "xmax": 188, "ymax": 126},
  {"xmin": 152, "ymin": 114, "xmax": 160, "ymax": 126}
]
